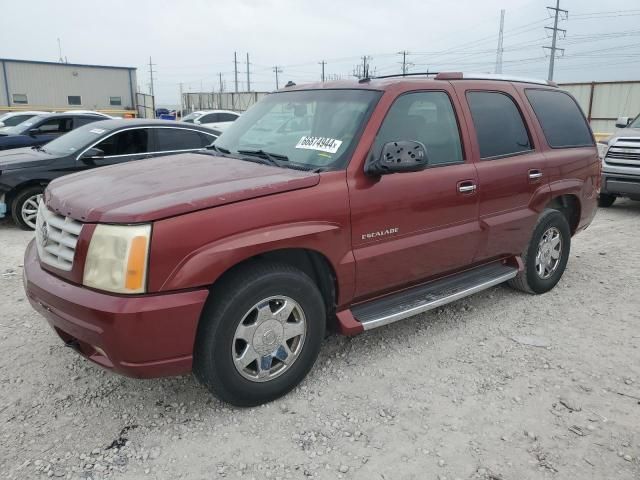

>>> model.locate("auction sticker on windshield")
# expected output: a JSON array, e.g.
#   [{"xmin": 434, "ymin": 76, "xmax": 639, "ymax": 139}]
[{"xmin": 295, "ymin": 136, "xmax": 343, "ymax": 154}]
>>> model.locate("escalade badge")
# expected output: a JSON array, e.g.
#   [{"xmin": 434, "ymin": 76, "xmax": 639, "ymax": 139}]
[{"xmin": 362, "ymin": 227, "xmax": 399, "ymax": 240}]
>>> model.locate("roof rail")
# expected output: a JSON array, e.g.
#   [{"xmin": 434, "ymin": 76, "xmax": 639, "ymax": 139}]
[
  {"xmin": 435, "ymin": 72, "xmax": 556, "ymax": 87},
  {"xmin": 370, "ymin": 72, "xmax": 440, "ymax": 80}
]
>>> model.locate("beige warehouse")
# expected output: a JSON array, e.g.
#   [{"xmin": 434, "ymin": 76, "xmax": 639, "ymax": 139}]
[{"xmin": 0, "ymin": 58, "xmax": 137, "ymax": 116}]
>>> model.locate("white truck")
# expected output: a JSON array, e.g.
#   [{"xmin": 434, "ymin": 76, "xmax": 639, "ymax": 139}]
[{"xmin": 598, "ymin": 114, "xmax": 640, "ymax": 207}]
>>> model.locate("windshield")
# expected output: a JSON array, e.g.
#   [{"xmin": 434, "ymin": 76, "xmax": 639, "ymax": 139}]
[
  {"xmin": 214, "ymin": 89, "xmax": 381, "ymax": 170},
  {"xmin": 182, "ymin": 112, "xmax": 204, "ymax": 123},
  {"xmin": 2, "ymin": 116, "xmax": 46, "ymax": 135},
  {"xmin": 39, "ymin": 123, "xmax": 113, "ymax": 155},
  {"xmin": 629, "ymin": 114, "xmax": 640, "ymax": 129}
]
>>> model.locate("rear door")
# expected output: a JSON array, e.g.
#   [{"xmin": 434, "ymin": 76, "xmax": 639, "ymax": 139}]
[
  {"xmin": 349, "ymin": 88, "xmax": 480, "ymax": 299},
  {"xmin": 452, "ymin": 82, "xmax": 550, "ymax": 262}
]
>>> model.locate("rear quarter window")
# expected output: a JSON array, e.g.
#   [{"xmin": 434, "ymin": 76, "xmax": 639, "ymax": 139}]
[{"xmin": 525, "ymin": 89, "xmax": 594, "ymax": 148}]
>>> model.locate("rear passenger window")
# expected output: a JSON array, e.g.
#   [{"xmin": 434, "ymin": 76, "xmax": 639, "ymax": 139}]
[
  {"xmin": 154, "ymin": 128, "xmax": 207, "ymax": 151},
  {"xmin": 466, "ymin": 91, "xmax": 532, "ymax": 159},
  {"xmin": 525, "ymin": 89, "xmax": 593, "ymax": 148},
  {"xmin": 374, "ymin": 91, "xmax": 463, "ymax": 166}
]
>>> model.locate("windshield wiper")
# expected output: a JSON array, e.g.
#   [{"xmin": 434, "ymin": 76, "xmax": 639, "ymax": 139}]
[
  {"xmin": 237, "ymin": 149, "xmax": 289, "ymax": 167},
  {"xmin": 206, "ymin": 143, "xmax": 231, "ymax": 154},
  {"xmin": 31, "ymin": 145, "xmax": 47, "ymax": 153}
]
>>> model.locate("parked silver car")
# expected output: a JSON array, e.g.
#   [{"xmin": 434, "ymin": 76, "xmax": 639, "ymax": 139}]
[{"xmin": 598, "ymin": 114, "xmax": 640, "ymax": 207}]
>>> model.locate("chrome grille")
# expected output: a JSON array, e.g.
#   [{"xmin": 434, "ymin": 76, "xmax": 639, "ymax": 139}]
[
  {"xmin": 35, "ymin": 202, "xmax": 83, "ymax": 271},
  {"xmin": 605, "ymin": 139, "xmax": 640, "ymax": 168}
]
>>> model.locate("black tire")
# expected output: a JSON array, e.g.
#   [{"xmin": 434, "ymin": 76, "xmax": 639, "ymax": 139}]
[
  {"xmin": 11, "ymin": 186, "xmax": 44, "ymax": 230},
  {"xmin": 598, "ymin": 194, "xmax": 616, "ymax": 208},
  {"xmin": 508, "ymin": 209, "xmax": 571, "ymax": 294},
  {"xmin": 194, "ymin": 262, "xmax": 326, "ymax": 407}
]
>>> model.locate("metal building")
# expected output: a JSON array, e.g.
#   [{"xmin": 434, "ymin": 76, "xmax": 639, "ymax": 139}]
[
  {"xmin": 560, "ymin": 80, "xmax": 640, "ymax": 136},
  {"xmin": 0, "ymin": 58, "xmax": 137, "ymax": 116}
]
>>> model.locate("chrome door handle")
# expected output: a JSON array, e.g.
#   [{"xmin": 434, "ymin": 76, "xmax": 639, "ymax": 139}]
[
  {"xmin": 458, "ymin": 184, "xmax": 477, "ymax": 193},
  {"xmin": 529, "ymin": 170, "xmax": 543, "ymax": 180}
]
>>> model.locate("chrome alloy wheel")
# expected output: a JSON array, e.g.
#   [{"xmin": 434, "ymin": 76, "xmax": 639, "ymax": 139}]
[
  {"xmin": 535, "ymin": 227, "xmax": 562, "ymax": 279},
  {"xmin": 21, "ymin": 194, "xmax": 43, "ymax": 230},
  {"xmin": 232, "ymin": 296, "xmax": 307, "ymax": 382}
]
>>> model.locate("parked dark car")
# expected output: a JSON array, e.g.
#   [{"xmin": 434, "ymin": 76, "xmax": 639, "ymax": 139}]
[
  {"xmin": 0, "ymin": 119, "xmax": 218, "ymax": 229},
  {"xmin": 0, "ymin": 113, "xmax": 106, "ymax": 151}
]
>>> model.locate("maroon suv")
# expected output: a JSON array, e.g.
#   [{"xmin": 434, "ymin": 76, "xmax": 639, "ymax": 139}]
[{"xmin": 23, "ymin": 73, "xmax": 600, "ymax": 406}]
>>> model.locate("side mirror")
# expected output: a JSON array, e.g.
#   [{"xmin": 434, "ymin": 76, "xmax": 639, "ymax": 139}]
[
  {"xmin": 366, "ymin": 141, "xmax": 429, "ymax": 176},
  {"xmin": 28, "ymin": 128, "xmax": 40, "ymax": 136},
  {"xmin": 615, "ymin": 117, "xmax": 631, "ymax": 128},
  {"xmin": 80, "ymin": 147, "xmax": 105, "ymax": 160}
]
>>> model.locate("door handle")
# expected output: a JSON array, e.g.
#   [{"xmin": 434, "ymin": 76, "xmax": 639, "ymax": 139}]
[
  {"xmin": 528, "ymin": 169, "xmax": 543, "ymax": 180},
  {"xmin": 457, "ymin": 181, "xmax": 477, "ymax": 194}
]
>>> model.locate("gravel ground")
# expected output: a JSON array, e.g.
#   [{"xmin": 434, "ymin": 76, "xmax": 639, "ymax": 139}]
[{"xmin": 1, "ymin": 201, "xmax": 639, "ymax": 480}]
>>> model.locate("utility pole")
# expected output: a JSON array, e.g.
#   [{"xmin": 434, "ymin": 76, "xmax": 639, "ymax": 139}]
[
  {"xmin": 273, "ymin": 66, "xmax": 282, "ymax": 89},
  {"xmin": 398, "ymin": 51, "xmax": 413, "ymax": 76},
  {"xmin": 246, "ymin": 53, "xmax": 251, "ymax": 92},
  {"xmin": 494, "ymin": 10, "xmax": 505, "ymax": 74},
  {"xmin": 179, "ymin": 82, "xmax": 183, "ymax": 119},
  {"xmin": 361, "ymin": 55, "xmax": 371, "ymax": 78},
  {"xmin": 233, "ymin": 51, "xmax": 239, "ymax": 93},
  {"xmin": 218, "ymin": 73, "xmax": 224, "ymax": 110},
  {"xmin": 148, "ymin": 56, "xmax": 156, "ymax": 115},
  {"xmin": 319, "ymin": 60, "xmax": 326, "ymax": 82},
  {"xmin": 57, "ymin": 38, "xmax": 64, "ymax": 63},
  {"xmin": 544, "ymin": 0, "xmax": 567, "ymax": 81}
]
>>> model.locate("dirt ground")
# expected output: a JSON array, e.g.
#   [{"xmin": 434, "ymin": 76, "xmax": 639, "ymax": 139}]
[{"xmin": 1, "ymin": 201, "xmax": 639, "ymax": 480}]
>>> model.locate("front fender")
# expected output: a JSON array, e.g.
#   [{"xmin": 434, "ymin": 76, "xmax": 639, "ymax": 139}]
[
  {"xmin": 159, "ymin": 221, "xmax": 352, "ymax": 292},
  {"xmin": 147, "ymin": 173, "xmax": 354, "ymax": 303}
]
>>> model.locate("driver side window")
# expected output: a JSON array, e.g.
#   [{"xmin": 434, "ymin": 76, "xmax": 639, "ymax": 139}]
[
  {"xmin": 94, "ymin": 129, "xmax": 151, "ymax": 157},
  {"xmin": 373, "ymin": 92, "xmax": 464, "ymax": 166},
  {"xmin": 35, "ymin": 118, "xmax": 73, "ymax": 134}
]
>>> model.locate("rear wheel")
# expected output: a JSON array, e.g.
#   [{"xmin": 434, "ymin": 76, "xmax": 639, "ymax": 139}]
[
  {"xmin": 598, "ymin": 193, "xmax": 616, "ymax": 208},
  {"xmin": 11, "ymin": 186, "xmax": 44, "ymax": 230},
  {"xmin": 508, "ymin": 209, "xmax": 571, "ymax": 294},
  {"xmin": 194, "ymin": 262, "xmax": 326, "ymax": 406}
]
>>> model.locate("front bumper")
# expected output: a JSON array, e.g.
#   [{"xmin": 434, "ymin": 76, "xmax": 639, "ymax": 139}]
[
  {"xmin": 601, "ymin": 171, "xmax": 640, "ymax": 197},
  {"xmin": 23, "ymin": 240, "xmax": 209, "ymax": 378}
]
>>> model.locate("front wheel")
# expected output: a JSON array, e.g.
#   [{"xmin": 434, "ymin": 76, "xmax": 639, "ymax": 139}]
[
  {"xmin": 12, "ymin": 186, "xmax": 44, "ymax": 230},
  {"xmin": 598, "ymin": 193, "xmax": 616, "ymax": 208},
  {"xmin": 509, "ymin": 209, "xmax": 571, "ymax": 294},
  {"xmin": 194, "ymin": 262, "xmax": 326, "ymax": 406}
]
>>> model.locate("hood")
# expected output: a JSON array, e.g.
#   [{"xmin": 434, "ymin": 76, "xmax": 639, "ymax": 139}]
[
  {"xmin": 0, "ymin": 147, "xmax": 53, "ymax": 170},
  {"xmin": 45, "ymin": 153, "xmax": 320, "ymax": 223},
  {"xmin": 611, "ymin": 127, "xmax": 640, "ymax": 140}
]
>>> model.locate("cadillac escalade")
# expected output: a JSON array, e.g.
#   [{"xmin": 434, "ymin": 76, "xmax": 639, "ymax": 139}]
[{"xmin": 23, "ymin": 73, "xmax": 600, "ymax": 406}]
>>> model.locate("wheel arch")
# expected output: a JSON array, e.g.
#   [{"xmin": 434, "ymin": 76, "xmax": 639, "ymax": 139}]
[
  {"xmin": 544, "ymin": 193, "xmax": 581, "ymax": 234},
  {"xmin": 5, "ymin": 179, "xmax": 48, "ymax": 210},
  {"xmin": 204, "ymin": 248, "xmax": 339, "ymax": 329}
]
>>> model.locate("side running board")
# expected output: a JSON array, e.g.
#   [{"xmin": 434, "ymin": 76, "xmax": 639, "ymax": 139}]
[{"xmin": 352, "ymin": 262, "xmax": 518, "ymax": 330}]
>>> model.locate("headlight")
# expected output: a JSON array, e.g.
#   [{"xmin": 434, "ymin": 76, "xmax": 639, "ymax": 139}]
[
  {"xmin": 597, "ymin": 141, "xmax": 609, "ymax": 159},
  {"xmin": 83, "ymin": 224, "xmax": 151, "ymax": 294}
]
